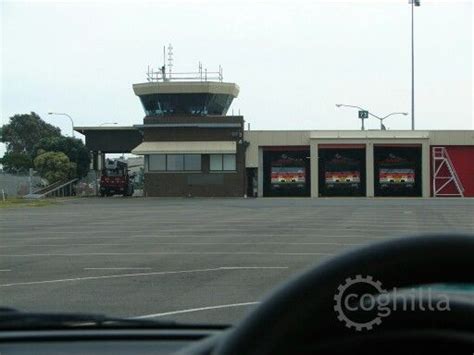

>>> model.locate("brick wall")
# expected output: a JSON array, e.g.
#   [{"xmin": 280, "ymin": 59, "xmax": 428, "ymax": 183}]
[{"xmin": 142, "ymin": 116, "xmax": 246, "ymax": 197}]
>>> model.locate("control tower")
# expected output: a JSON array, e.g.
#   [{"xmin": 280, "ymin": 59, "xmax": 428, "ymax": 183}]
[
  {"xmin": 131, "ymin": 48, "xmax": 245, "ymax": 197},
  {"xmin": 133, "ymin": 60, "xmax": 239, "ymax": 117}
]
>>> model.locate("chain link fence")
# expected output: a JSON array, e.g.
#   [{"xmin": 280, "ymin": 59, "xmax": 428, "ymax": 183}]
[
  {"xmin": 0, "ymin": 172, "xmax": 45, "ymax": 198},
  {"xmin": 0, "ymin": 167, "xmax": 144, "ymax": 199},
  {"xmin": 75, "ymin": 171, "xmax": 99, "ymax": 197}
]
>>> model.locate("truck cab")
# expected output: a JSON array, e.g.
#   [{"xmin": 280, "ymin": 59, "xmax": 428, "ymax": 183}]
[{"xmin": 100, "ymin": 159, "xmax": 134, "ymax": 197}]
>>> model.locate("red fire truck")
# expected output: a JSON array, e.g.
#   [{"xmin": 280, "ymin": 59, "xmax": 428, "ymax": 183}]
[
  {"xmin": 100, "ymin": 159, "xmax": 134, "ymax": 197},
  {"xmin": 325, "ymin": 170, "xmax": 361, "ymax": 187},
  {"xmin": 379, "ymin": 168, "xmax": 415, "ymax": 188},
  {"xmin": 271, "ymin": 167, "xmax": 306, "ymax": 187}
]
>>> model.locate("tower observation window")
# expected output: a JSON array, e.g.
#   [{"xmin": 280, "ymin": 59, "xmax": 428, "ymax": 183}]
[{"xmin": 139, "ymin": 93, "xmax": 233, "ymax": 116}]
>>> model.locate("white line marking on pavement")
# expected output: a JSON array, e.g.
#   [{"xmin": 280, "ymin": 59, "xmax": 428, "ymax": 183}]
[
  {"xmin": 132, "ymin": 302, "xmax": 260, "ymax": 319},
  {"xmin": 0, "ymin": 242, "xmax": 361, "ymax": 248},
  {"xmin": 0, "ymin": 266, "xmax": 288, "ymax": 288},
  {"xmin": 83, "ymin": 267, "xmax": 152, "ymax": 270},
  {"xmin": 0, "ymin": 269, "xmax": 12, "ymax": 272},
  {"xmin": 0, "ymin": 252, "xmax": 334, "ymax": 257},
  {"xmin": 0, "ymin": 235, "xmax": 384, "ymax": 241},
  {"xmin": 211, "ymin": 266, "xmax": 288, "ymax": 269}
]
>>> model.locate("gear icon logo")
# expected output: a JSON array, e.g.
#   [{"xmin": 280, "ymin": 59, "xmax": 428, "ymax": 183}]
[{"xmin": 334, "ymin": 275, "xmax": 387, "ymax": 331}]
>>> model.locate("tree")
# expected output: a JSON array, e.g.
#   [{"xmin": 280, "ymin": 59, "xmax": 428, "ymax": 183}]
[
  {"xmin": 34, "ymin": 152, "xmax": 76, "ymax": 183},
  {"xmin": 1, "ymin": 112, "xmax": 61, "ymax": 166},
  {"xmin": 35, "ymin": 136, "xmax": 90, "ymax": 178},
  {"xmin": 0, "ymin": 152, "xmax": 32, "ymax": 173}
]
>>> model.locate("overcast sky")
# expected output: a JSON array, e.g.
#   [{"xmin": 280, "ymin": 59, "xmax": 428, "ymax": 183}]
[{"xmin": 1, "ymin": 0, "xmax": 473, "ymax": 152}]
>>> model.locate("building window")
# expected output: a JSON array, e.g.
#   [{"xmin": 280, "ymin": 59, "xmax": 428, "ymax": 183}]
[
  {"xmin": 210, "ymin": 154, "xmax": 223, "ymax": 171},
  {"xmin": 223, "ymin": 154, "xmax": 236, "ymax": 171},
  {"xmin": 210, "ymin": 154, "xmax": 236, "ymax": 171},
  {"xmin": 149, "ymin": 154, "xmax": 201, "ymax": 172},
  {"xmin": 149, "ymin": 154, "xmax": 166, "ymax": 171},
  {"xmin": 139, "ymin": 93, "xmax": 234, "ymax": 117},
  {"xmin": 166, "ymin": 155, "xmax": 184, "ymax": 171},
  {"xmin": 184, "ymin": 154, "xmax": 201, "ymax": 171}
]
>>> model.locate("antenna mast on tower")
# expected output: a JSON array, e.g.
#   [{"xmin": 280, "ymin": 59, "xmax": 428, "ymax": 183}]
[
  {"xmin": 161, "ymin": 45, "xmax": 167, "ymax": 81},
  {"xmin": 167, "ymin": 43, "xmax": 174, "ymax": 79},
  {"xmin": 145, "ymin": 44, "xmax": 224, "ymax": 82}
]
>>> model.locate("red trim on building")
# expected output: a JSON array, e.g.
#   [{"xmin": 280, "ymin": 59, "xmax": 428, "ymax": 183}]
[
  {"xmin": 374, "ymin": 144, "xmax": 422, "ymax": 148},
  {"xmin": 262, "ymin": 146, "xmax": 310, "ymax": 151},
  {"xmin": 318, "ymin": 144, "xmax": 365, "ymax": 149}
]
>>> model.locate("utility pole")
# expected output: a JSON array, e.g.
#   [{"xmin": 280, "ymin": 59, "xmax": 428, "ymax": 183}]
[{"xmin": 410, "ymin": 0, "xmax": 420, "ymax": 130}]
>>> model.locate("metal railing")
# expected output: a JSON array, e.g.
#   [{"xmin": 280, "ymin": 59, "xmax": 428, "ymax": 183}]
[
  {"xmin": 24, "ymin": 178, "xmax": 79, "ymax": 199},
  {"xmin": 146, "ymin": 63, "xmax": 223, "ymax": 83}
]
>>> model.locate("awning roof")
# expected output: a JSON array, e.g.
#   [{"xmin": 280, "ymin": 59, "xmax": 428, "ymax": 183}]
[
  {"xmin": 131, "ymin": 141, "xmax": 236, "ymax": 155},
  {"xmin": 133, "ymin": 82, "xmax": 240, "ymax": 97}
]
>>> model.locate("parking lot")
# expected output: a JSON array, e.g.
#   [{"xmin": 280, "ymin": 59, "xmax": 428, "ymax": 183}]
[{"xmin": 1, "ymin": 197, "xmax": 473, "ymax": 324}]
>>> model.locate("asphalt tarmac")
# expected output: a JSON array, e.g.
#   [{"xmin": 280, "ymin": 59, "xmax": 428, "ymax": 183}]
[{"xmin": 1, "ymin": 197, "xmax": 473, "ymax": 324}]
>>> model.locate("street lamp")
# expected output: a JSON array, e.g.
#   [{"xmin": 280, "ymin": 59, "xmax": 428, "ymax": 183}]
[
  {"xmin": 99, "ymin": 122, "xmax": 118, "ymax": 126},
  {"xmin": 48, "ymin": 112, "xmax": 75, "ymax": 137},
  {"xmin": 410, "ymin": 0, "xmax": 421, "ymax": 130},
  {"xmin": 378, "ymin": 112, "xmax": 409, "ymax": 130},
  {"xmin": 335, "ymin": 104, "xmax": 408, "ymax": 130}
]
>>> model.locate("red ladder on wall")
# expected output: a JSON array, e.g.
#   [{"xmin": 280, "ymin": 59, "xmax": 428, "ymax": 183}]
[{"xmin": 432, "ymin": 147, "xmax": 464, "ymax": 197}]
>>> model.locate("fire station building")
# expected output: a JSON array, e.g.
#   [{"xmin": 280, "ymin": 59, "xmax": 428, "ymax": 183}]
[{"xmin": 75, "ymin": 68, "xmax": 474, "ymax": 198}]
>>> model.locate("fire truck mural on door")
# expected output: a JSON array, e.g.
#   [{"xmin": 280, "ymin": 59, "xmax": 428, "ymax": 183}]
[
  {"xmin": 378, "ymin": 155, "xmax": 416, "ymax": 191},
  {"xmin": 271, "ymin": 166, "xmax": 306, "ymax": 186},
  {"xmin": 374, "ymin": 146, "xmax": 422, "ymax": 197},
  {"xmin": 270, "ymin": 154, "xmax": 306, "ymax": 190},
  {"xmin": 264, "ymin": 150, "xmax": 311, "ymax": 197},
  {"xmin": 324, "ymin": 154, "xmax": 361, "ymax": 191},
  {"xmin": 318, "ymin": 148, "xmax": 366, "ymax": 197},
  {"xmin": 379, "ymin": 167, "xmax": 416, "ymax": 189}
]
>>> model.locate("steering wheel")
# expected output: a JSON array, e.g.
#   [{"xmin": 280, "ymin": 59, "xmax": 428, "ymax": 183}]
[{"xmin": 207, "ymin": 234, "xmax": 474, "ymax": 354}]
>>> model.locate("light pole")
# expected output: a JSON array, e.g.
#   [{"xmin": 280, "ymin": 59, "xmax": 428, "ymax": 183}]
[
  {"xmin": 48, "ymin": 112, "xmax": 75, "ymax": 137},
  {"xmin": 99, "ymin": 122, "xmax": 118, "ymax": 126},
  {"xmin": 378, "ymin": 112, "xmax": 409, "ymax": 130},
  {"xmin": 335, "ymin": 104, "xmax": 408, "ymax": 130},
  {"xmin": 410, "ymin": 0, "xmax": 421, "ymax": 130}
]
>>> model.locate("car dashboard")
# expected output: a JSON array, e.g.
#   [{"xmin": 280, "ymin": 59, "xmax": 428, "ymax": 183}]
[{"xmin": 0, "ymin": 328, "xmax": 224, "ymax": 355}]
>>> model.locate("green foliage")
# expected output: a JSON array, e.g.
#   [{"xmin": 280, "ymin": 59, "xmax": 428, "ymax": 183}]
[
  {"xmin": 35, "ymin": 136, "xmax": 90, "ymax": 178},
  {"xmin": 0, "ymin": 152, "xmax": 33, "ymax": 173},
  {"xmin": 1, "ymin": 112, "xmax": 61, "ymax": 156},
  {"xmin": 34, "ymin": 152, "xmax": 76, "ymax": 183},
  {"xmin": 1, "ymin": 112, "xmax": 91, "ymax": 179}
]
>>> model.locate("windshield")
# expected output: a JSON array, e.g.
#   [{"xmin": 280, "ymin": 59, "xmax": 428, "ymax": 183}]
[{"xmin": 1, "ymin": 0, "xmax": 473, "ymax": 329}]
